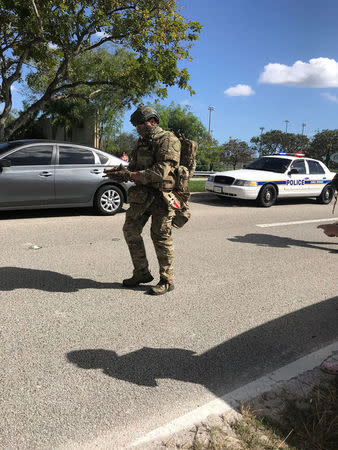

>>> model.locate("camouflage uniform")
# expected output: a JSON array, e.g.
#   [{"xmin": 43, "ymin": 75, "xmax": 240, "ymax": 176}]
[{"xmin": 123, "ymin": 126, "xmax": 181, "ymax": 284}]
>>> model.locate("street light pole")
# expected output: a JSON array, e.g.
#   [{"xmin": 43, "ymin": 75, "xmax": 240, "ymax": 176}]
[
  {"xmin": 284, "ymin": 120, "xmax": 289, "ymax": 133},
  {"xmin": 259, "ymin": 127, "xmax": 264, "ymax": 157},
  {"xmin": 208, "ymin": 106, "xmax": 215, "ymax": 134},
  {"xmin": 301, "ymin": 123, "xmax": 306, "ymax": 135}
]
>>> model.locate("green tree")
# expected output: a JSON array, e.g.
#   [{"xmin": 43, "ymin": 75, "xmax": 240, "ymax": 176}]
[
  {"xmin": 26, "ymin": 47, "xmax": 153, "ymax": 142},
  {"xmin": 221, "ymin": 138, "xmax": 254, "ymax": 169},
  {"xmin": 308, "ymin": 129, "xmax": 338, "ymax": 166},
  {"xmin": 250, "ymin": 130, "xmax": 310, "ymax": 156},
  {"xmin": 0, "ymin": 1, "xmax": 201, "ymax": 140},
  {"xmin": 196, "ymin": 134, "xmax": 221, "ymax": 170},
  {"xmin": 151, "ymin": 102, "xmax": 221, "ymax": 170},
  {"xmin": 155, "ymin": 102, "xmax": 207, "ymax": 141},
  {"xmin": 112, "ymin": 132, "xmax": 138, "ymax": 157}
]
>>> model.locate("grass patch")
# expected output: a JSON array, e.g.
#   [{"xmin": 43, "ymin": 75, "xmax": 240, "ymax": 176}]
[
  {"xmin": 277, "ymin": 378, "xmax": 338, "ymax": 449},
  {"xmin": 163, "ymin": 378, "xmax": 337, "ymax": 449},
  {"xmin": 188, "ymin": 179, "xmax": 206, "ymax": 192}
]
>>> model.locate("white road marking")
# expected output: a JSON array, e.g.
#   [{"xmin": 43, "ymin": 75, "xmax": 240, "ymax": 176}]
[
  {"xmin": 257, "ymin": 217, "xmax": 338, "ymax": 228},
  {"xmin": 129, "ymin": 342, "xmax": 338, "ymax": 448}
]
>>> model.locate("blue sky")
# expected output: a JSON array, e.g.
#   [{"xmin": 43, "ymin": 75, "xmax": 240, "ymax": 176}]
[
  {"xmin": 10, "ymin": 0, "xmax": 338, "ymax": 144},
  {"xmin": 123, "ymin": 0, "xmax": 338, "ymax": 144}
]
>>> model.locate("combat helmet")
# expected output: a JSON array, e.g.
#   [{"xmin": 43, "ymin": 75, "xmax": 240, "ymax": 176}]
[{"xmin": 130, "ymin": 104, "xmax": 160, "ymax": 126}]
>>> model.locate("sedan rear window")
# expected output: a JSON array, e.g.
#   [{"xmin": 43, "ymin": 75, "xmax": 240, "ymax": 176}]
[
  {"xmin": 59, "ymin": 146, "xmax": 95, "ymax": 165},
  {"xmin": 245, "ymin": 157, "xmax": 291, "ymax": 173}
]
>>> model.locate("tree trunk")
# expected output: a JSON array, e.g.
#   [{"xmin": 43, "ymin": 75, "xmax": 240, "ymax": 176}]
[{"xmin": 0, "ymin": 121, "xmax": 6, "ymax": 142}]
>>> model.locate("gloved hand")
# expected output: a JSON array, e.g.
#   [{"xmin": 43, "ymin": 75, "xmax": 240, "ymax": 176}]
[{"xmin": 103, "ymin": 164, "xmax": 132, "ymax": 182}]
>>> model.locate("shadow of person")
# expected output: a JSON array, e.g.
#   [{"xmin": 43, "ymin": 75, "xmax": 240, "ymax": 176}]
[
  {"xmin": 67, "ymin": 295, "xmax": 338, "ymax": 396},
  {"xmin": 0, "ymin": 267, "xmax": 130, "ymax": 292},
  {"xmin": 67, "ymin": 348, "xmax": 199, "ymax": 386},
  {"xmin": 228, "ymin": 233, "xmax": 338, "ymax": 253}
]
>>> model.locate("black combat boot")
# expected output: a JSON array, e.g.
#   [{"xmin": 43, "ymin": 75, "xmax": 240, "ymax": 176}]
[
  {"xmin": 122, "ymin": 271, "xmax": 154, "ymax": 287},
  {"xmin": 147, "ymin": 278, "xmax": 174, "ymax": 295}
]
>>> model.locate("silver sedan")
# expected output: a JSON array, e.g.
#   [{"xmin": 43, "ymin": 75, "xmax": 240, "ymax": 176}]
[{"xmin": 0, "ymin": 140, "xmax": 132, "ymax": 215}]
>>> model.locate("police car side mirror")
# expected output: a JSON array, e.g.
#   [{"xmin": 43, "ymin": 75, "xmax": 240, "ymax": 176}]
[{"xmin": 288, "ymin": 168, "xmax": 298, "ymax": 175}]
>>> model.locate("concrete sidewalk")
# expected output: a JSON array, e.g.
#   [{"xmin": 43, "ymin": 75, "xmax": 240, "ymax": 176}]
[{"xmin": 130, "ymin": 341, "xmax": 338, "ymax": 448}]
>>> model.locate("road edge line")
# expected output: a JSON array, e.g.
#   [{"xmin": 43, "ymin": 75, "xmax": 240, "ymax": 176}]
[{"xmin": 129, "ymin": 341, "xmax": 338, "ymax": 448}]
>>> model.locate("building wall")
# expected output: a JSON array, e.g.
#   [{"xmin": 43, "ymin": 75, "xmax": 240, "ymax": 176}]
[{"xmin": 41, "ymin": 114, "xmax": 98, "ymax": 148}]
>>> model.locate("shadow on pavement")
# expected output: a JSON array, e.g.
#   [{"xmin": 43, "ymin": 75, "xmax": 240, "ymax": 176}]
[
  {"xmin": 190, "ymin": 192, "xmax": 320, "ymax": 208},
  {"xmin": 228, "ymin": 233, "xmax": 338, "ymax": 253},
  {"xmin": 0, "ymin": 267, "xmax": 148, "ymax": 292},
  {"xmin": 0, "ymin": 207, "xmax": 126, "ymax": 220},
  {"xmin": 67, "ymin": 295, "xmax": 338, "ymax": 396}
]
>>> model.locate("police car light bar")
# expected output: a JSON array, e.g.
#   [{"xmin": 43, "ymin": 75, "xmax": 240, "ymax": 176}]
[{"xmin": 278, "ymin": 152, "xmax": 305, "ymax": 157}]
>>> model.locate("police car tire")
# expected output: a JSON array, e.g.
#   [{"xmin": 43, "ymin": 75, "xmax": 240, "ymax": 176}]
[
  {"xmin": 316, "ymin": 185, "xmax": 334, "ymax": 204},
  {"xmin": 94, "ymin": 185, "xmax": 124, "ymax": 215},
  {"xmin": 257, "ymin": 184, "xmax": 277, "ymax": 207}
]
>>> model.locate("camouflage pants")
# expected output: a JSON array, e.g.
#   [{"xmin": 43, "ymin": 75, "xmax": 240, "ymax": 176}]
[{"xmin": 123, "ymin": 195, "xmax": 175, "ymax": 283}]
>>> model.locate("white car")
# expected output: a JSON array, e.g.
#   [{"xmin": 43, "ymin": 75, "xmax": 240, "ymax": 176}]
[{"xmin": 205, "ymin": 153, "xmax": 336, "ymax": 207}]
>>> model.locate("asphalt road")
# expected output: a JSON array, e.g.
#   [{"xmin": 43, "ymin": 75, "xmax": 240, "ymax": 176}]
[{"xmin": 0, "ymin": 193, "xmax": 337, "ymax": 449}]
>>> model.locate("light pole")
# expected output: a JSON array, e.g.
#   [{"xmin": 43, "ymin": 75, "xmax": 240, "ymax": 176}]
[
  {"xmin": 259, "ymin": 127, "xmax": 264, "ymax": 156},
  {"xmin": 284, "ymin": 120, "xmax": 289, "ymax": 133},
  {"xmin": 301, "ymin": 123, "xmax": 306, "ymax": 135},
  {"xmin": 208, "ymin": 106, "xmax": 215, "ymax": 135}
]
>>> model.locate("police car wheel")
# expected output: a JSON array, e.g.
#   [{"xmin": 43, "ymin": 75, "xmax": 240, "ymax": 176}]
[
  {"xmin": 94, "ymin": 185, "xmax": 124, "ymax": 215},
  {"xmin": 257, "ymin": 184, "xmax": 277, "ymax": 207},
  {"xmin": 316, "ymin": 185, "xmax": 334, "ymax": 204}
]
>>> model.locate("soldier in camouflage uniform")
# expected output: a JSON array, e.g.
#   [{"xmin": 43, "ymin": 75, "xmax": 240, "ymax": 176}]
[{"xmin": 119, "ymin": 105, "xmax": 181, "ymax": 295}]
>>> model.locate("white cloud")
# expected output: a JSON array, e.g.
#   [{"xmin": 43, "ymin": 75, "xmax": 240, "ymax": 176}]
[
  {"xmin": 259, "ymin": 57, "xmax": 338, "ymax": 87},
  {"xmin": 321, "ymin": 92, "xmax": 338, "ymax": 103},
  {"xmin": 180, "ymin": 99, "xmax": 191, "ymax": 106},
  {"xmin": 224, "ymin": 84, "xmax": 255, "ymax": 96}
]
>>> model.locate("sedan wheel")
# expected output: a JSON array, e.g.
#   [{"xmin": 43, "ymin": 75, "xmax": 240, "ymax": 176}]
[{"xmin": 95, "ymin": 185, "xmax": 123, "ymax": 215}]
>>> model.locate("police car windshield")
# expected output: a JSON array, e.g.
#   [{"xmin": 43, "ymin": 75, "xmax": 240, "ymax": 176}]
[{"xmin": 245, "ymin": 157, "xmax": 290, "ymax": 173}]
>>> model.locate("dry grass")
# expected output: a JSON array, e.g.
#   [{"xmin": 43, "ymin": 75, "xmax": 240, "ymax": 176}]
[
  {"xmin": 165, "ymin": 378, "xmax": 337, "ymax": 450},
  {"xmin": 278, "ymin": 378, "xmax": 338, "ymax": 449}
]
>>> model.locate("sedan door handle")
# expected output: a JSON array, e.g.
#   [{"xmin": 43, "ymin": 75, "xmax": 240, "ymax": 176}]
[
  {"xmin": 90, "ymin": 169, "xmax": 102, "ymax": 174},
  {"xmin": 39, "ymin": 171, "xmax": 52, "ymax": 177}
]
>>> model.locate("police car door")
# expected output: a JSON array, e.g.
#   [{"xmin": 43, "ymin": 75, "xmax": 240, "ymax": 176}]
[
  {"xmin": 285, "ymin": 158, "xmax": 308, "ymax": 196},
  {"xmin": 306, "ymin": 159, "xmax": 329, "ymax": 196}
]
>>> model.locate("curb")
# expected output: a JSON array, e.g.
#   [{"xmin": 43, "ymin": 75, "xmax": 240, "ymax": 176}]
[{"xmin": 130, "ymin": 341, "xmax": 338, "ymax": 448}]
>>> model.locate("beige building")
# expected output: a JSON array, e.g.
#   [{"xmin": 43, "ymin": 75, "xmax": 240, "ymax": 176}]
[{"xmin": 41, "ymin": 114, "xmax": 99, "ymax": 148}]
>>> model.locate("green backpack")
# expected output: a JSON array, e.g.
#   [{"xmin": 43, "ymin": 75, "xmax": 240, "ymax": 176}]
[
  {"xmin": 175, "ymin": 134, "xmax": 198, "ymax": 191},
  {"xmin": 169, "ymin": 134, "xmax": 198, "ymax": 228}
]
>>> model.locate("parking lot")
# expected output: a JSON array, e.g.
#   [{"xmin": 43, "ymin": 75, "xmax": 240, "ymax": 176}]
[{"xmin": 0, "ymin": 193, "xmax": 337, "ymax": 449}]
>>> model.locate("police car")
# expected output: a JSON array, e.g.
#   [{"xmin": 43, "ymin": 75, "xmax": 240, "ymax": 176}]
[{"xmin": 205, "ymin": 153, "xmax": 336, "ymax": 207}]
